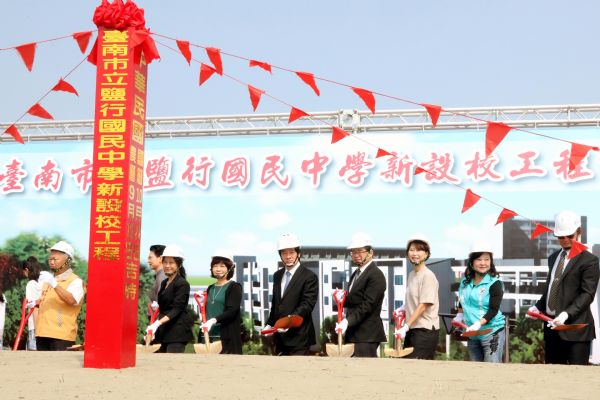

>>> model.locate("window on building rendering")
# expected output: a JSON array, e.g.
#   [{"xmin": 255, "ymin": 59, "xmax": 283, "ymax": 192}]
[
  {"xmin": 394, "ymin": 275, "xmax": 403, "ymax": 285},
  {"xmin": 394, "ymin": 300, "xmax": 404, "ymax": 309},
  {"xmin": 324, "ymin": 296, "xmax": 329, "ymax": 305},
  {"xmin": 324, "ymin": 275, "xmax": 329, "ymax": 284}
]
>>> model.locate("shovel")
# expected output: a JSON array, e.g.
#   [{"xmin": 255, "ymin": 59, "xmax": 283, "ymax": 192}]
[
  {"xmin": 325, "ymin": 289, "xmax": 354, "ymax": 357},
  {"xmin": 526, "ymin": 310, "xmax": 587, "ymax": 331},
  {"xmin": 12, "ymin": 297, "xmax": 36, "ymax": 351},
  {"xmin": 451, "ymin": 320, "xmax": 493, "ymax": 337},
  {"xmin": 137, "ymin": 304, "xmax": 162, "ymax": 353},
  {"xmin": 260, "ymin": 315, "xmax": 304, "ymax": 335},
  {"xmin": 192, "ymin": 292, "xmax": 222, "ymax": 354},
  {"xmin": 384, "ymin": 309, "xmax": 414, "ymax": 358}
]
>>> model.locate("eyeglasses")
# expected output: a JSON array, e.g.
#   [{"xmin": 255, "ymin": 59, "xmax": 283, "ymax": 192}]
[
  {"xmin": 556, "ymin": 234, "xmax": 575, "ymax": 240},
  {"xmin": 349, "ymin": 250, "xmax": 368, "ymax": 256}
]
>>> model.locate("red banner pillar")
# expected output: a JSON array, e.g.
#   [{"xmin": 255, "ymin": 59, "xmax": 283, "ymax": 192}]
[{"xmin": 84, "ymin": 27, "xmax": 147, "ymax": 369}]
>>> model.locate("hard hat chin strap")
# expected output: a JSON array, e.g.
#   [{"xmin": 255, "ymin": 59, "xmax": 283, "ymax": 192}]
[
  {"xmin": 52, "ymin": 257, "xmax": 71, "ymax": 274},
  {"xmin": 357, "ymin": 251, "xmax": 373, "ymax": 267}
]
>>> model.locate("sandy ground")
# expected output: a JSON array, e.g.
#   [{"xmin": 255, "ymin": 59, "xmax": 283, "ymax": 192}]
[{"xmin": 1, "ymin": 351, "xmax": 599, "ymax": 400}]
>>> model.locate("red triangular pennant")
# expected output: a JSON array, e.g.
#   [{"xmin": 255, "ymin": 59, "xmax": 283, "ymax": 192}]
[
  {"xmin": 72, "ymin": 31, "xmax": 92, "ymax": 54},
  {"xmin": 351, "ymin": 87, "xmax": 375, "ymax": 114},
  {"xmin": 530, "ymin": 223, "xmax": 552, "ymax": 240},
  {"xmin": 331, "ymin": 127, "xmax": 349, "ymax": 144},
  {"xmin": 461, "ymin": 189, "xmax": 481, "ymax": 214},
  {"xmin": 27, "ymin": 103, "xmax": 54, "ymax": 120},
  {"xmin": 16, "ymin": 42, "xmax": 36, "ymax": 72},
  {"xmin": 495, "ymin": 208, "xmax": 518, "ymax": 225},
  {"xmin": 206, "ymin": 47, "xmax": 223, "ymax": 75},
  {"xmin": 87, "ymin": 38, "xmax": 98, "ymax": 65},
  {"xmin": 176, "ymin": 40, "xmax": 192, "ymax": 65},
  {"xmin": 376, "ymin": 148, "xmax": 392, "ymax": 158},
  {"xmin": 199, "ymin": 63, "xmax": 217, "ymax": 86},
  {"xmin": 288, "ymin": 107, "xmax": 309, "ymax": 124},
  {"xmin": 295, "ymin": 71, "xmax": 320, "ymax": 96},
  {"xmin": 4, "ymin": 125, "xmax": 24, "ymax": 144},
  {"xmin": 52, "ymin": 78, "xmax": 79, "ymax": 96},
  {"xmin": 249, "ymin": 59, "xmax": 272, "ymax": 73},
  {"xmin": 568, "ymin": 143, "xmax": 598, "ymax": 172},
  {"xmin": 414, "ymin": 166, "xmax": 426, "ymax": 175},
  {"xmin": 485, "ymin": 122, "xmax": 512, "ymax": 157},
  {"xmin": 248, "ymin": 85, "xmax": 265, "ymax": 112},
  {"xmin": 568, "ymin": 241, "xmax": 587, "ymax": 259},
  {"xmin": 421, "ymin": 103, "xmax": 442, "ymax": 128}
]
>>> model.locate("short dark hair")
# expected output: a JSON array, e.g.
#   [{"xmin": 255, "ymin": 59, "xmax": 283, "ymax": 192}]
[
  {"xmin": 210, "ymin": 257, "xmax": 235, "ymax": 279},
  {"xmin": 463, "ymin": 252, "xmax": 498, "ymax": 284},
  {"xmin": 407, "ymin": 240, "xmax": 430, "ymax": 261},
  {"xmin": 149, "ymin": 244, "xmax": 166, "ymax": 257},
  {"xmin": 23, "ymin": 256, "xmax": 41, "ymax": 281}
]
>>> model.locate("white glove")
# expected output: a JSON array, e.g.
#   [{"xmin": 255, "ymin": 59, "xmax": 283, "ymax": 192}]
[
  {"xmin": 201, "ymin": 318, "xmax": 217, "ymax": 331},
  {"xmin": 466, "ymin": 321, "xmax": 482, "ymax": 332},
  {"xmin": 39, "ymin": 271, "xmax": 58, "ymax": 288},
  {"xmin": 150, "ymin": 301, "xmax": 159, "ymax": 311},
  {"xmin": 335, "ymin": 318, "xmax": 348, "ymax": 334},
  {"xmin": 548, "ymin": 311, "xmax": 569, "ymax": 329},
  {"xmin": 277, "ymin": 328, "xmax": 289, "ymax": 333},
  {"xmin": 452, "ymin": 312, "xmax": 464, "ymax": 324},
  {"xmin": 395, "ymin": 324, "xmax": 409, "ymax": 340},
  {"xmin": 261, "ymin": 324, "xmax": 273, "ymax": 337},
  {"xmin": 195, "ymin": 291, "xmax": 205, "ymax": 304},
  {"xmin": 146, "ymin": 320, "xmax": 161, "ymax": 339},
  {"xmin": 526, "ymin": 305, "xmax": 540, "ymax": 319},
  {"xmin": 26, "ymin": 299, "xmax": 37, "ymax": 309}
]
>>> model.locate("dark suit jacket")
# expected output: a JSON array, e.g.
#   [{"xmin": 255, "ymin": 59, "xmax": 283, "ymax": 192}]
[
  {"xmin": 345, "ymin": 261, "xmax": 387, "ymax": 343},
  {"xmin": 155, "ymin": 274, "xmax": 194, "ymax": 344},
  {"xmin": 208, "ymin": 281, "xmax": 243, "ymax": 354},
  {"xmin": 536, "ymin": 249, "xmax": 599, "ymax": 341},
  {"xmin": 267, "ymin": 264, "xmax": 318, "ymax": 350}
]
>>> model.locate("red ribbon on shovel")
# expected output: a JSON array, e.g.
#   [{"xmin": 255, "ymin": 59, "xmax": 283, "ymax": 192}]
[{"xmin": 13, "ymin": 297, "xmax": 36, "ymax": 351}]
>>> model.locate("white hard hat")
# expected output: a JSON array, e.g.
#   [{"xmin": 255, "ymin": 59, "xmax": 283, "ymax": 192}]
[
  {"xmin": 554, "ymin": 210, "xmax": 581, "ymax": 237},
  {"xmin": 277, "ymin": 233, "xmax": 301, "ymax": 251},
  {"xmin": 50, "ymin": 241, "xmax": 74, "ymax": 258},
  {"xmin": 470, "ymin": 240, "xmax": 494, "ymax": 255},
  {"xmin": 162, "ymin": 244, "xmax": 185, "ymax": 260},
  {"xmin": 212, "ymin": 249, "xmax": 234, "ymax": 263},
  {"xmin": 406, "ymin": 234, "xmax": 429, "ymax": 249},
  {"xmin": 348, "ymin": 232, "xmax": 373, "ymax": 249}
]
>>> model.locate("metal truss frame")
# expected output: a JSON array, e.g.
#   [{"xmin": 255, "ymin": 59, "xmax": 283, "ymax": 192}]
[{"xmin": 2, "ymin": 103, "xmax": 599, "ymax": 143}]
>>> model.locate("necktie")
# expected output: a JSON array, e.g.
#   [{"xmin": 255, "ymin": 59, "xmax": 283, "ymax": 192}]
[
  {"xmin": 350, "ymin": 268, "xmax": 361, "ymax": 290},
  {"xmin": 548, "ymin": 250, "xmax": 567, "ymax": 312},
  {"xmin": 282, "ymin": 271, "xmax": 291, "ymax": 295}
]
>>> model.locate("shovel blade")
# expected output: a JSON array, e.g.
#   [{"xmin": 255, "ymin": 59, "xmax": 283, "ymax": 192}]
[
  {"xmin": 136, "ymin": 344, "xmax": 160, "ymax": 353},
  {"xmin": 461, "ymin": 328, "xmax": 493, "ymax": 337},
  {"xmin": 553, "ymin": 323, "xmax": 587, "ymax": 331},
  {"xmin": 193, "ymin": 340, "xmax": 222, "ymax": 354},
  {"xmin": 384, "ymin": 347, "xmax": 414, "ymax": 358},
  {"xmin": 325, "ymin": 343, "xmax": 354, "ymax": 357}
]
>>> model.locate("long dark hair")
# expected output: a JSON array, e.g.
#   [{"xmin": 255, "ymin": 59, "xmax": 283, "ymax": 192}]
[
  {"xmin": 23, "ymin": 256, "xmax": 42, "ymax": 281},
  {"xmin": 463, "ymin": 252, "xmax": 498, "ymax": 284},
  {"xmin": 173, "ymin": 257, "xmax": 186, "ymax": 279}
]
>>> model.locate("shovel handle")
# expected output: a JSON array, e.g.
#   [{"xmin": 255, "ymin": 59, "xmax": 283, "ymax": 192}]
[
  {"xmin": 333, "ymin": 289, "xmax": 346, "ymax": 325},
  {"xmin": 13, "ymin": 298, "xmax": 35, "ymax": 351},
  {"xmin": 452, "ymin": 320, "xmax": 469, "ymax": 330},
  {"xmin": 526, "ymin": 310, "xmax": 552, "ymax": 322}
]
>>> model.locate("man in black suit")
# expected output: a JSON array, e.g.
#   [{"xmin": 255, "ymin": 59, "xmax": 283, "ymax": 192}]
[
  {"xmin": 265, "ymin": 233, "xmax": 318, "ymax": 355},
  {"xmin": 336, "ymin": 232, "xmax": 387, "ymax": 357},
  {"xmin": 530, "ymin": 210, "xmax": 599, "ymax": 365}
]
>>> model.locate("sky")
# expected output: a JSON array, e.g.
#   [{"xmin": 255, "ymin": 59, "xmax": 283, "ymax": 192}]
[{"xmin": 1, "ymin": 1, "xmax": 599, "ymax": 275}]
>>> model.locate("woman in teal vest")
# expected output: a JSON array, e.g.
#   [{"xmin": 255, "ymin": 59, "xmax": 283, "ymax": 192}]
[{"xmin": 454, "ymin": 241, "xmax": 506, "ymax": 362}]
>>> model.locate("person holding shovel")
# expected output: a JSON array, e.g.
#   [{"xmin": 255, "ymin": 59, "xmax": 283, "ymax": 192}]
[
  {"xmin": 146, "ymin": 244, "xmax": 194, "ymax": 353},
  {"xmin": 264, "ymin": 233, "xmax": 318, "ymax": 355},
  {"xmin": 336, "ymin": 232, "xmax": 387, "ymax": 357},
  {"xmin": 529, "ymin": 210, "xmax": 599, "ymax": 365},
  {"xmin": 397, "ymin": 235, "xmax": 439, "ymax": 360},
  {"xmin": 35, "ymin": 241, "xmax": 85, "ymax": 351},
  {"xmin": 454, "ymin": 241, "xmax": 505, "ymax": 363},
  {"xmin": 201, "ymin": 251, "xmax": 243, "ymax": 354}
]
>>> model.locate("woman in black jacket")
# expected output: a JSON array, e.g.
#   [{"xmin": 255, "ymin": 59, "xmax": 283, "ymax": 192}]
[
  {"xmin": 146, "ymin": 244, "xmax": 194, "ymax": 353},
  {"xmin": 201, "ymin": 251, "xmax": 243, "ymax": 354}
]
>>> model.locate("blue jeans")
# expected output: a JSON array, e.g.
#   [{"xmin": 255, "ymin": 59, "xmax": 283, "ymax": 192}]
[{"xmin": 467, "ymin": 328, "xmax": 505, "ymax": 363}]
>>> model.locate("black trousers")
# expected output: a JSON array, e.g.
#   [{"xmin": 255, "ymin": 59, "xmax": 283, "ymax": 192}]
[
  {"xmin": 155, "ymin": 342, "xmax": 187, "ymax": 353},
  {"xmin": 544, "ymin": 326, "xmax": 590, "ymax": 365},
  {"xmin": 404, "ymin": 328, "xmax": 438, "ymax": 360},
  {"xmin": 351, "ymin": 342, "xmax": 379, "ymax": 358},
  {"xmin": 36, "ymin": 336, "xmax": 74, "ymax": 351}
]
